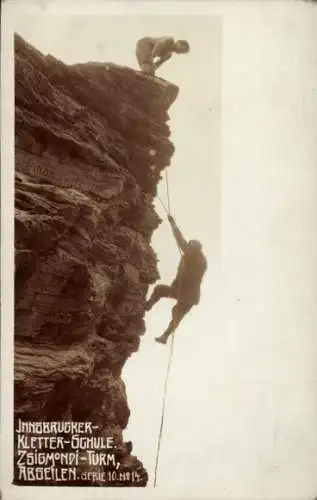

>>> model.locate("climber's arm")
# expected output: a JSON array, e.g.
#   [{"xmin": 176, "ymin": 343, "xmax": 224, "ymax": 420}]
[
  {"xmin": 152, "ymin": 37, "xmax": 174, "ymax": 58},
  {"xmin": 153, "ymin": 52, "xmax": 172, "ymax": 70},
  {"xmin": 151, "ymin": 37, "xmax": 174, "ymax": 70},
  {"xmin": 168, "ymin": 215, "xmax": 188, "ymax": 252}
]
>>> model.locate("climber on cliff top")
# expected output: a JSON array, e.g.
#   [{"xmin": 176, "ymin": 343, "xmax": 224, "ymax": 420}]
[
  {"xmin": 136, "ymin": 36, "xmax": 190, "ymax": 76},
  {"xmin": 146, "ymin": 215, "xmax": 207, "ymax": 345}
]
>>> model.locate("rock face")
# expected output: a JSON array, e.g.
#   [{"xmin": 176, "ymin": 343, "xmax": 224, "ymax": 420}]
[{"xmin": 14, "ymin": 33, "xmax": 178, "ymax": 486}]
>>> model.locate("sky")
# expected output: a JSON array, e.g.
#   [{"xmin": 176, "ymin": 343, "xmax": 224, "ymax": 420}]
[{"xmin": 2, "ymin": 1, "xmax": 317, "ymax": 499}]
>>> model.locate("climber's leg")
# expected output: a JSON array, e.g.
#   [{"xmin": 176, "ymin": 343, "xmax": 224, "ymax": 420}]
[
  {"xmin": 136, "ymin": 42, "xmax": 155, "ymax": 75},
  {"xmin": 155, "ymin": 302, "xmax": 193, "ymax": 344},
  {"xmin": 140, "ymin": 62, "xmax": 155, "ymax": 75},
  {"xmin": 146, "ymin": 284, "xmax": 176, "ymax": 311}
]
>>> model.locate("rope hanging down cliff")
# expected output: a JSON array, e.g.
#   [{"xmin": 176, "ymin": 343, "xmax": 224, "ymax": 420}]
[
  {"xmin": 151, "ymin": 169, "xmax": 207, "ymax": 486},
  {"xmin": 153, "ymin": 170, "xmax": 182, "ymax": 488},
  {"xmin": 157, "ymin": 170, "xmax": 172, "ymax": 220},
  {"xmin": 153, "ymin": 330, "xmax": 176, "ymax": 487}
]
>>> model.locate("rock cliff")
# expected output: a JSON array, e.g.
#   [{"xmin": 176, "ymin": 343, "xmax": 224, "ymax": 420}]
[{"xmin": 14, "ymin": 33, "xmax": 178, "ymax": 486}]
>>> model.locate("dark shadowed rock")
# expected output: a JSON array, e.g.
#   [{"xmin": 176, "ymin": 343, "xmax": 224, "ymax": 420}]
[{"xmin": 14, "ymin": 33, "xmax": 178, "ymax": 487}]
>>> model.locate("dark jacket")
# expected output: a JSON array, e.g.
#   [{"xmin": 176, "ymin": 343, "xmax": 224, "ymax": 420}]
[{"xmin": 170, "ymin": 222, "xmax": 207, "ymax": 305}]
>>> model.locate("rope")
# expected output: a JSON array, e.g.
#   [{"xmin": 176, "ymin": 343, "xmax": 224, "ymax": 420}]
[
  {"xmin": 158, "ymin": 165, "xmax": 183, "ymax": 255},
  {"xmin": 157, "ymin": 169, "xmax": 171, "ymax": 217},
  {"xmin": 153, "ymin": 331, "xmax": 175, "ymax": 487},
  {"xmin": 157, "ymin": 193, "xmax": 169, "ymax": 216},
  {"xmin": 153, "ymin": 168, "xmax": 183, "ymax": 487}
]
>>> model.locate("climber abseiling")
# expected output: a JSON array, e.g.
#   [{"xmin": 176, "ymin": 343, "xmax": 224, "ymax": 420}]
[
  {"xmin": 146, "ymin": 215, "xmax": 208, "ymax": 345},
  {"xmin": 136, "ymin": 36, "xmax": 190, "ymax": 76}
]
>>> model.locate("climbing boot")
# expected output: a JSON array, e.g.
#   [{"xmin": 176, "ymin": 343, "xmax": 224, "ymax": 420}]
[{"xmin": 155, "ymin": 332, "xmax": 169, "ymax": 345}]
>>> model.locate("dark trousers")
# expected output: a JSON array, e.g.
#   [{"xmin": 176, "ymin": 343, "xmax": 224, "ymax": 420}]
[{"xmin": 147, "ymin": 284, "xmax": 193, "ymax": 336}]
